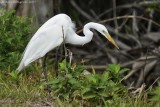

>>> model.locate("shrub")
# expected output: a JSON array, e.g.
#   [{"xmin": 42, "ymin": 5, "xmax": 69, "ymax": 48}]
[
  {"xmin": 48, "ymin": 60, "xmax": 129, "ymax": 106},
  {"xmin": 0, "ymin": 10, "xmax": 33, "ymax": 71}
]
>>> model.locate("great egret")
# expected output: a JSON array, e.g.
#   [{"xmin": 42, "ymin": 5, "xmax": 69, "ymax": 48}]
[{"xmin": 17, "ymin": 13, "xmax": 119, "ymax": 91}]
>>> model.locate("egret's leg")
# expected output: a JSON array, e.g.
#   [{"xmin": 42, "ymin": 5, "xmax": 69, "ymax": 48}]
[
  {"xmin": 55, "ymin": 48, "xmax": 59, "ymax": 77},
  {"xmin": 43, "ymin": 54, "xmax": 51, "ymax": 93}
]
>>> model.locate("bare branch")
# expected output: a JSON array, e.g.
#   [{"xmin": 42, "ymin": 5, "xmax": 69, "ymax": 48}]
[
  {"xmin": 113, "ymin": 0, "xmax": 119, "ymax": 33},
  {"xmin": 70, "ymin": 0, "xmax": 95, "ymax": 21},
  {"xmin": 98, "ymin": 15, "xmax": 160, "ymax": 27}
]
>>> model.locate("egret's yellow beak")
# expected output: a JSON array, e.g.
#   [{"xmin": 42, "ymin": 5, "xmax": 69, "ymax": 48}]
[{"xmin": 104, "ymin": 32, "xmax": 119, "ymax": 49}]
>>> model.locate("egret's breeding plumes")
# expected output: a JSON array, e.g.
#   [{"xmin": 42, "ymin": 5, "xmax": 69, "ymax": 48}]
[{"xmin": 17, "ymin": 14, "xmax": 118, "ymax": 92}]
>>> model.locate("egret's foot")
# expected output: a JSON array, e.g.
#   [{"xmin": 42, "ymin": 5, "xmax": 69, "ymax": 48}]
[
  {"xmin": 55, "ymin": 65, "xmax": 59, "ymax": 78},
  {"xmin": 44, "ymin": 85, "xmax": 52, "ymax": 93}
]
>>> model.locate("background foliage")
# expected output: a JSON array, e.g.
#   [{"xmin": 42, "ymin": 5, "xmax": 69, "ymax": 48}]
[{"xmin": 0, "ymin": 10, "xmax": 32, "ymax": 71}]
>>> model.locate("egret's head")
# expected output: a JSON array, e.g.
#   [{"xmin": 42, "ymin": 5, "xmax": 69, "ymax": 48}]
[{"xmin": 97, "ymin": 25, "xmax": 119, "ymax": 49}]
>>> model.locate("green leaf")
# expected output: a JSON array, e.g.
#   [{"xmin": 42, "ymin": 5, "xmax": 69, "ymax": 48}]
[
  {"xmin": 8, "ymin": 71, "xmax": 18, "ymax": 80},
  {"xmin": 68, "ymin": 78, "xmax": 78, "ymax": 85},
  {"xmin": 81, "ymin": 87, "xmax": 91, "ymax": 95},
  {"xmin": 6, "ymin": 38, "xmax": 12, "ymax": 44},
  {"xmin": 75, "ymin": 65, "xmax": 86, "ymax": 73},
  {"xmin": 98, "ymin": 91, "xmax": 109, "ymax": 97},
  {"xmin": 65, "ymin": 74, "xmax": 72, "ymax": 79},
  {"xmin": 56, "ymin": 97, "xmax": 63, "ymax": 107},
  {"xmin": 48, "ymin": 79, "xmax": 59, "ymax": 85},
  {"xmin": 59, "ymin": 60, "xmax": 66, "ymax": 70},
  {"xmin": 96, "ymin": 86, "xmax": 106, "ymax": 89},
  {"xmin": 86, "ymin": 74, "xmax": 97, "ymax": 84},
  {"xmin": 102, "ymin": 72, "xmax": 110, "ymax": 81},
  {"xmin": 0, "ymin": 10, "xmax": 32, "ymax": 71},
  {"xmin": 119, "ymin": 68, "xmax": 129, "ymax": 74},
  {"xmin": 107, "ymin": 80, "xmax": 116, "ymax": 86},
  {"xmin": 114, "ymin": 64, "xmax": 120, "ymax": 73},
  {"xmin": 82, "ymin": 93, "xmax": 96, "ymax": 99},
  {"xmin": 63, "ymin": 93, "xmax": 69, "ymax": 100}
]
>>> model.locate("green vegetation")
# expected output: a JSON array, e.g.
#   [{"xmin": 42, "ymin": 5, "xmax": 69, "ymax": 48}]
[
  {"xmin": 0, "ymin": 10, "xmax": 160, "ymax": 107},
  {"xmin": 0, "ymin": 10, "xmax": 33, "ymax": 71},
  {"xmin": 49, "ymin": 62, "xmax": 129, "ymax": 106},
  {"xmin": 0, "ymin": 61, "xmax": 159, "ymax": 106}
]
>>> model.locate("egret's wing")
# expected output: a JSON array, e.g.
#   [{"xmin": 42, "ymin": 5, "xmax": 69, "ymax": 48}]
[{"xmin": 17, "ymin": 25, "xmax": 64, "ymax": 71}]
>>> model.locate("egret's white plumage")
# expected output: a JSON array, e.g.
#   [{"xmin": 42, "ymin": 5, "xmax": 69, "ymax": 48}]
[{"xmin": 17, "ymin": 14, "xmax": 118, "ymax": 71}]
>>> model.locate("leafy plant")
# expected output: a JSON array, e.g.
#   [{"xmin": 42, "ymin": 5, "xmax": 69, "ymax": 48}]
[
  {"xmin": 0, "ymin": 10, "xmax": 33, "ymax": 71},
  {"xmin": 8, "ymin": 71, "xmax": 22, "ymax": 84},
  {"xmin": 106, "ymin": 64, "xmax": 129, "ymax": 82},
  {"xmin": 48, "ymin": 61, "xmax": 129, "ymax": 106},
  {"xmin": 150, "ymin": 83, "xmax": 160, "ymax": 105}
]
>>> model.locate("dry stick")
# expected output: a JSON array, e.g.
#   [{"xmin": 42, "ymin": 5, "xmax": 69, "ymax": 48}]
[
  {"xmin": 90, "ymin": 9, "xmax": 100, "ymax": 20},
  {"xmin": 142, "ymin": 48, "xmax": 149, "ymax": 85},
  {"xmin": 148, "ymin": 77, "xmax": 160, "ymax": 90},
  {"xmin": 70, "ymin": 0, "xmax": 95, "ymax": 21},
  {"xmin": 99, "ymin": 15, "xmax": 160, "ymax": 27},
  {"xmin": 85, "ymin": 56, "xmax": 159, "ymax": 71},
  {"xmin": 132, "ymin": 11, "xmax": 142, "ymax": 48},
  {"xmin": 67, "ymin": 49, "xmax": 73, "ymax": 64},
  {"xmin": 118, "ymin": 11, "xmax": 131, "ymax": 29},
  {"xmin": 132, "ymin": 10, "xmax": 139, "ymax": 37},
  {"xmin": 147, "ymin": 10, "xmax": 154, "ymax": 32},
  {"xmin": 113, "ymin": 0, "xmax": 119, "ymax": 33},
  {"xmin": 77, "ymin": 15, "xmax": 160, "ymax": 34}
]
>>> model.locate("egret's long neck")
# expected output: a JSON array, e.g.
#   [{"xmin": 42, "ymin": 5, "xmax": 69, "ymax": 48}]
[{"xmin": 66, "ymin": 22, "xmax": 99, "ymax": 45}]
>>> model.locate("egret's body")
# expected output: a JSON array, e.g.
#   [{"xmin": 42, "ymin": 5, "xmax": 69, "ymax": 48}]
[{"xmin": 17, "ymin": 14, "xmax": 118, "ymax": 71}]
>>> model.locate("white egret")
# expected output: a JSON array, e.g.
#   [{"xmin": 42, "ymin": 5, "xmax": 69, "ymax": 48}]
[{"xmin": 17, "ymin": 14, "xmax": 119, "ymax": 92}]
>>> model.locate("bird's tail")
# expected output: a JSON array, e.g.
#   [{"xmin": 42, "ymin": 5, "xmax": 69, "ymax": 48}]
[
  {"xmin": 16, "ymin": 46, "xmax": 28, "ymax": 72},
  {"xmin": 16, "ymin": 60, "xmax": 25, "ymax": 72}
]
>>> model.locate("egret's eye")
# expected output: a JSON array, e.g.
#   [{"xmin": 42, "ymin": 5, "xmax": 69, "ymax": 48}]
[
  {"xmin": 102, "ymin": 30, "xmax": 108, "ymax": 36},
  {"xmin": 102, "ymin": 30, "xmax": 105, "ymax": 33}
]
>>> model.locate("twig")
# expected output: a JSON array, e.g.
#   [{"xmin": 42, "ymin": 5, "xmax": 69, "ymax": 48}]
[
  {"xmin": 142, "ymin": 49, "xmax": 149, "ymax": 84},
  {"xmin": 118, "ymin": 10, "xmax": 132, "ymax": 30},
  {"xmin": 132, "ymin": 10, "xmax": 139, "ymax": 38},
  {"xmin": 66, "ymin": 49, "xmax": 73, "ymax": 64},
  {"xmin": 147, "ymin": 10, "xmax": 154, "ymax": 32},
  {"xmin": 135, "ymin": 60, "xmax": 158, "ymax": 88},
  {"xmin": 70, "ymin": 0, "xmax": 95, "ymax": 21},
  {"xmin": 127, "ymin": 34, "xmax": 142, "ymax": 48},
  {"xmin": 98, "ymin": 15, "xmax": 160, "ymax": 27},
  {"xmin": 90, "ymin": 9, "xmax": 100, "ymax": 20},
  {"xmin": 148, "ymin": 77, "xmax": 160, "ymax": 90},
  {"xmin": 113, "ymin": 0, "xmax": 119, "ymax": 33},
  {"xmin": 85, "ymin": 60, "xmax": 134, "ymax": 70},
  {"xmin": 123, "ymin": 56, "xmax": 158, "ymax": 80},
  {"xmin": 77, "ymin": 15, "xmax": 160, "ymax": 34}
]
